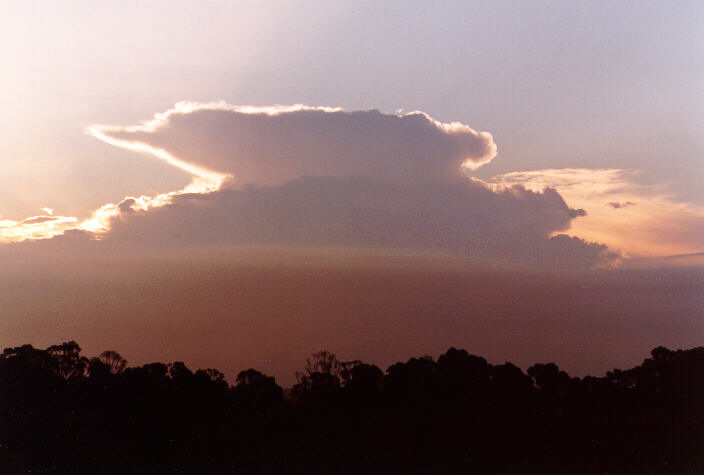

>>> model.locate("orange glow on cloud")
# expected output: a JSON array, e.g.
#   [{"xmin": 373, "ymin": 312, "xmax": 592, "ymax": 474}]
[
  {"xmin": 0, "ymin": 215, "xmax": 78, "ymax": 242},
  {"xmin": 399, "ymin": 109, "xmax": 497, "ymax": 172},
  {"xmin": 0, "ymin": 103, "xmax": 233, "ymax": 243},
  {"xmin": 488, "ymin": 168, "xmax": 704, "ymax": 258}
]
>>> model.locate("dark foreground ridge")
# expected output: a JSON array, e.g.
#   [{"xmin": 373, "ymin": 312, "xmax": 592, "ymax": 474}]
[{"xmin": 1, "ymin": 342, "xmax": 703, "ymax": 474}]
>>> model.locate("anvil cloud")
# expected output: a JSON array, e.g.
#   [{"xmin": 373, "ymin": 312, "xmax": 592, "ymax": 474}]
[
  {"xmin": 99, "ymin": 102, "xmax": 498, "ymax": 186},
  {"xmin": 3, "ymin": 103, "xmax": 700, "ymax": 269},
  {"xmin": 80, "ymin": 103, "xmax": 606, "ymax": 270},
  {"xmin": 1, "ymin": 103, "xmax": 612, "ymax": 270}
]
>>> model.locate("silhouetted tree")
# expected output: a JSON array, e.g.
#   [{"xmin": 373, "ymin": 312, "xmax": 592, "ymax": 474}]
[
  {"xmin": 99, "ymin": 350, "xmax": 127, "ymax": 375},
  {"xmin": 234, "ymin": 368, "xmax": 283, "ymax": 409},
  {"xmin": 340, "ymin": 360, "xmax": 383, "ymax": 392},
  {"xmin": 1, "ymin": 341, "xmax": 703, "ymax": 473},
  {"xmin": 47, "ymin": 340, "xmax": 87, "ymax": 380},
  {"xmin": 294, "ymin": 350, "xmax": 343, "ymax": 399}
]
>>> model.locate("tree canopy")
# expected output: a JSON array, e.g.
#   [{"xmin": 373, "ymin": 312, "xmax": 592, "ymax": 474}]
[{"xmin": 1, "ymin": 341, "xmax": 702, "ymax": 473}]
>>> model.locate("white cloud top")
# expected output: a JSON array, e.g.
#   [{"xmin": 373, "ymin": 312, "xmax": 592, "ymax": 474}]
[{"xmin": 97, "ymin": 102, "xmax": 498, "ymax": 187}]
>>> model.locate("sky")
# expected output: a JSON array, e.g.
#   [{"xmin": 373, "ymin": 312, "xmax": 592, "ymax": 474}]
[{"xmin": 0, "ymin": 1, "xmax": 702, "ymax": 383}]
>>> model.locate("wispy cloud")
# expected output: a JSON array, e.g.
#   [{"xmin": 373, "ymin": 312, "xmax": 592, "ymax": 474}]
[
  {"xmin": 490, "ymin": 168, "xmax": 704, "ymax": 258},
  {"xmin": 0, "ymin": 214, "xmax": 78, "ymax": 242},
  {"xmin": 607, "ymin": 201, "xmax": 635, "ymax": 209}
]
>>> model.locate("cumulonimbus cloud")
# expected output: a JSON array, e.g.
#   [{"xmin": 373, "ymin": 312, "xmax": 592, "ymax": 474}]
[
  {"xmin": 82, "ymin": 103, "xmax": 609, "ymax": 269},
  {"xmin": 1, "ymin": 102, "xmax": 616, "ymax": 270}
]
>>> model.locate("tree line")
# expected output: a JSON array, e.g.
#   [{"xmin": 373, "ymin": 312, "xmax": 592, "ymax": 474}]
[{"xmin": 1, "ymin": 341, "xmax": 702, "ymax": 473}]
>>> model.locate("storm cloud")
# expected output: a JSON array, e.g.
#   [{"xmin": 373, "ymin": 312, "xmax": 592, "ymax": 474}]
[
  {"xmin": 78, "ymin": 103, "xmax": 606, "ymax": 269},
  {"xmin": 1, "ymin": 104, "xmax": 622, "ymax": 272},
  {"xmin": 96, "ymin": 103, "xmax": 498, "ymax": 187}
]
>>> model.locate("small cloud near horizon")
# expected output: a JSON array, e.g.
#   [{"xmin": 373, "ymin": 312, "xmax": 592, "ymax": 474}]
[
  {"xmin": 491, "ymin": 168, "xmax": 704, "ymax": 259},
  {"xmin": 608, "ymin": 201, "xmax": 635, "ymax": 209}
]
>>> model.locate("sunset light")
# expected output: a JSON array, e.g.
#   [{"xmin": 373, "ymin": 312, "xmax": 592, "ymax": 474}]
[{"xmin": 1, "ymin": 1, "xmax": 702, "ymax": 472}]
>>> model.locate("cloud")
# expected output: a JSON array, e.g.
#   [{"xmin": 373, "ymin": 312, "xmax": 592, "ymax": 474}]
[
  {"xmin": 83, "ymin": 102, "xmax": 607, "ymax": 269},
  {"xmin": 0, "ymin": 103, "xmax": 613, "ymax": 270},
  {"xmin": 96, "ymin": 102, "xmax": 498, "ymax": 187},
  {"xmin": 491, "ymin": 169, "xmax": 704, "ymax": 258},
  {"xmin": 607, "ymin": 201, "xmax": 635, "ymax": 209},
  {"xmin": 568, "ymin": 208, "xmax": 587, "ymax": 218},
  {"xmin": 98, "ymin": 175, "xmax": 610, "ymax": 270},
  {"xmin": 0, "ymin": 103, "xmax": 497, "ymax": 243},
  {"xmin": 0, "ymin": 214, "xmax": 78, "ymax": 242}
]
